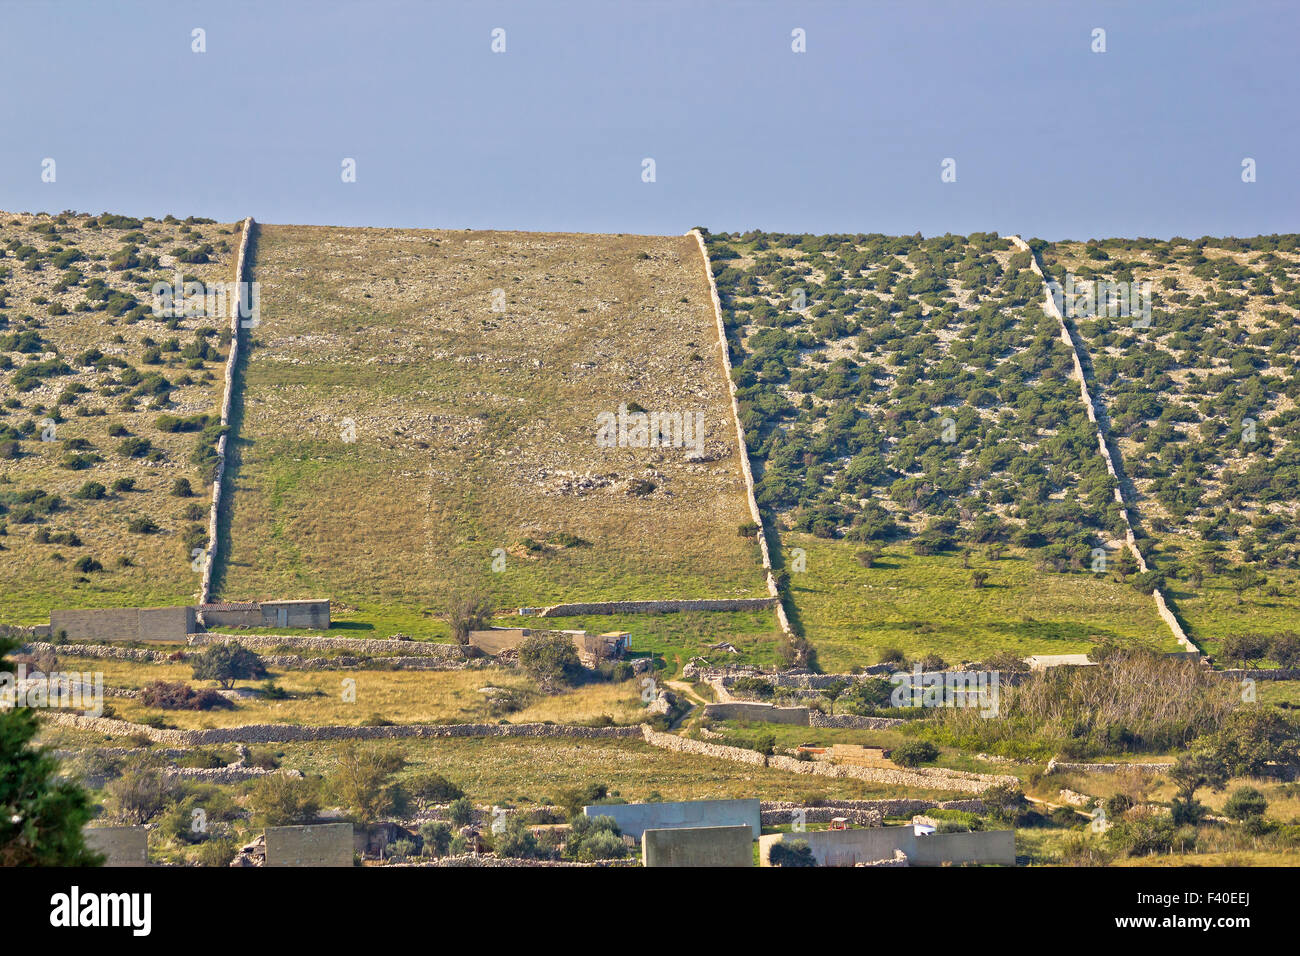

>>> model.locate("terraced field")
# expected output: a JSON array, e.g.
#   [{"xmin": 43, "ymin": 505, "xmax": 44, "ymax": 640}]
[
  {"xmin": 0, "ymin": 211, "xmax": 241, "ymax": 623},
  {"xmin": 215, "ymin": 225, "xmax": 767, "ymax": 637}
]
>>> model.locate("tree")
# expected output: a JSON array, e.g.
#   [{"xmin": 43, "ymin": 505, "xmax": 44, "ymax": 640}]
[
  {"xmin": 971, "ymin": 570, "xmax": 989, "ymax": 589},
  {"xmin": 1221, "ymin": 633, "xmax": 1270, "ymax": 669},
  {"xmin": 518, "ymin": 632, "xmax": 583, "ymax": 691},
  {"xmin": 1227, "ymin": 565, "xmax": 1266, "ymax": 605},
  {"xmin": 191, "ymin": 642, "xmax": 267, "ymax": 689},
  {"xmin": 448, "ymin": 796, "xmax": 475, "ymax": 828},
  {"xmin": 448, "ymin": 591, "xmax": 493, "ymax": 645},
  {"xmin": 1269, "ymin": 631, "xmax": 1300, "ymax": 669},
  {"xmin": 1169, "ymin": 745, "xmax": 1228, "ymax": 803},
  {"xmin": 0, "ymin": 633, "xmax": 102, "ymax": 865},
  {"xmin": 327, "ymin": 744, "xmax": 406, "ymax": 824}
]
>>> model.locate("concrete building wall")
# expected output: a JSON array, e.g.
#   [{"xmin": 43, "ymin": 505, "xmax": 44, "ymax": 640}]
[
  {"xmin": 909, "ymin": 829, "xmax": 1016, "ymax": 866},
  {"xmin": 642, "ymin": 825, "xmax": 753, "ymax": 867},
  {"xmin": 51, "ymin": 607, "xmax": 193, "ymax": 644},
  {"xmin": 83, "ymin": 826, "xmax": 148, "ymax": 866},
  {"xmin": 759, "ymin": 826, "xmax": 1015, "ymax": 867},
  {"xmin": 468, "ymin": 628, "xmax": 532, "ymax": 656},
  {"xmin": 586, "ymin": 798, "xmax": 761, "ymax": 839},
  {"xmin": 264, "ymin": 823, "xmax": 354, "ymax": 867},
  {"xmin": 200, "ymin": 607, "xmax": 262, "ymax": 628},
  {"xmin": 260, "ymin": 600, "xmax": 330, "ymax": 629}
]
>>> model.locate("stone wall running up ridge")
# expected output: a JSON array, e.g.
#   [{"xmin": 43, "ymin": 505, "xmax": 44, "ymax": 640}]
[
  {"xmin": 199, "ymin": 216, "xmax": 254, "ymax": 606},
  {"xmin": 690, "ymin": 229, "xmax": 793, "ymax": 638}
]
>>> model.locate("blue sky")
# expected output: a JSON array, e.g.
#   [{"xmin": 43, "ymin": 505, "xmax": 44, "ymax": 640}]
[{"xmin": 1, "ymin": 0, "xmax": 1295, "ymax": 239}]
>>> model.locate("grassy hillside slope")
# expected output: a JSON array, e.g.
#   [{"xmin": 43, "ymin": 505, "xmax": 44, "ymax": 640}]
[
  {"xmin": 0, "ymin": 211, "xmax": 240, "ymax": 623},
  {"xmin": 216, "ymin": 225, "xmax": 767, "ymax": 637}
]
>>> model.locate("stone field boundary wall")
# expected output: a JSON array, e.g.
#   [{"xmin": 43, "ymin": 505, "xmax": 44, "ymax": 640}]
[
  {"xmin": 1007, "ymin": 235, "xmax": 1196, "ymax": 654},
  {"xmin": 537, "ymin": 597, "xmax": 776, "ymax": 617},
  {"xmin": 1046, "ymin": 759, "xmax": 1174, "ymax": 774},
  {"xmin": 690, "ymin": 229, "xmax": 793, "ymax": 637},
  {"xmin": 187, "ymin": 632, "xmax": 468, "ymax": 658},
  {"xmin": 200, "ymin": 216, "xmax": 254, "ymax": 606},
  {"xmin": 19, "ymin": 640, "xmax": 469, "ymax": 672},
  {"xmin": 41, "ymin": 711, "xmax": 641, "ymax": 746},
  {"xmin": 642, "ymin": 825, "xmax": 754, "ymax": 867},
  {"xmin": 638, "ymin": 726, "xmax": 1014, "ymax": 793}
]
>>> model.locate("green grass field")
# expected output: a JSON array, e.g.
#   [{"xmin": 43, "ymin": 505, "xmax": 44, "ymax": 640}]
[{"xmin": 783, "ymin": 534, "xmax": 1178, "ymax": 671}]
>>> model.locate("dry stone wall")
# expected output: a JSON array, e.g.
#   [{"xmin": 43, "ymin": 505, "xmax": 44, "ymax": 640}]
[
  {"xmin": 187, "ymin": 632, "xmax": 467, "ymax": 658},
  {"xmin": 690, "ymin": 229, "xmax": 792, "ymax": 637},
  {"xmin": 199, "ymin": 216, "xmax": 254, "ymax": 606},
  {"xmin": 42, "ymin": 712, "xmax": 641, "ymax": 746},
  {"xmin": 638, "ymin": 725, "xmax": 1013, "ymax": 793}
]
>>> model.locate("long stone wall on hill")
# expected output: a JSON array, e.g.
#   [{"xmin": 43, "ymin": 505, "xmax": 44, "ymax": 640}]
[
  {"xmin": 1006, "ymin": 235, "xmax": 1197, "ymax": 654},
  {"xmin": 690, "ymin": 229, "xmax": 792, "ymax": 638},
  {"xmin": 200, "ymin": 216, "xmax": 254, "ymax": 606}
]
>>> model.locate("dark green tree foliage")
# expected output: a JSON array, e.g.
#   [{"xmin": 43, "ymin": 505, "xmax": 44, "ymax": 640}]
[
  {"xmin": 707, "ymin": 231, "xmax": 1121, "ymax": 558},
  {"xmin": 0, "ymin": 631, "xmax": 102, "ymax": 865},
  {"xmin": 190, "ymin": 642, "xmax": 267, "ymax": 689}
]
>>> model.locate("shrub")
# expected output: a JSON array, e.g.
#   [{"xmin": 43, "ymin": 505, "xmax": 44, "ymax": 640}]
[
  {"xmin": 127, "ymin": 516, "xmax": 159, "ymax": 534},
  {"xmin": 248, "ymin": 774, "xmax": 321, "ymax": 826},
  {"xmin": 73, "ymin": 481, "xmax": 106, "ymax": 500},
  {"xmin": 448, "ymin": 796, "xmax": 475, "ymax": 827},
  {"xmin": 769, "ymin": 840, "xmax": 817, "ymax": 866},
  {"xmin": 408, "ymin": 772, "xmax": 465, "ymax": 805},
  {"xmin": 138, "ymin": 680, "xmax": 231, "ymax": 710},
  {"xmin": 117, "ymin": 436, "xmax": 152, "ymax": 458},
  {"xmin": 1223, "ymin": 786, "xmax": 1268, "ymax": 821},
  {"xmin": 419, "ymin": 821, "xmax": 453, "ymax": 858},
  {"xmin": 891, "ymin": 741, "xmax": 939, "ymax": 767},
  {"xmin": 171, "ymin": 477, "xmax": 193, "ymax": 497}
]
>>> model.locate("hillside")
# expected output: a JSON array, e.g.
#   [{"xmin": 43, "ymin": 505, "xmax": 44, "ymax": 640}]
[
  {"xmin": 214, "ymin": 225, "xmax": 768, "ymax": 637},
  {"xmin": 703, "ymin": 230, "xmax": 1175, "ymax": 668},
  {"xmin": 1039, "ymin": 236, "xmax": 1300, "ymax": 654},
  {"xmin": 0, "ymin": 211, "xmax": 241, "ymax": 624}
]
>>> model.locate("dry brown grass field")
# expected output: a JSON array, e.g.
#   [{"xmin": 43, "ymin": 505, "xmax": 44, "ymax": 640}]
[
  {"xmin": 215, "ymin": 225, "xmax": 767, "ymax": 636},
  {"xmin": 0, "ymin": 211, "xmax": 241, "ymax": 624}
]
